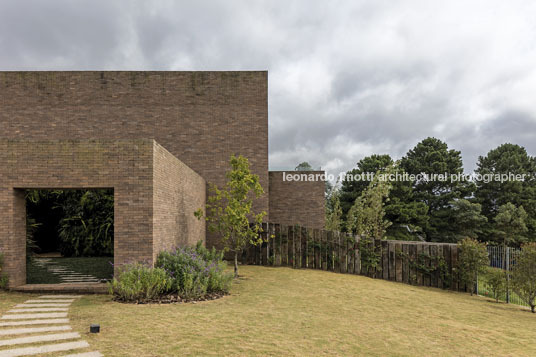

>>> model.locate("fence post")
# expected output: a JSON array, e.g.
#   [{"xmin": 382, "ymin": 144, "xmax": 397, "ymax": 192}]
[{"xmin": 506, "ymin": 246, "xmax": 510, "ymax": 304}]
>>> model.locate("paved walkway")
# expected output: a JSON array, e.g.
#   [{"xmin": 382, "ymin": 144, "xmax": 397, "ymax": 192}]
[
  {"xmin": 33, "ymin": 259, "xmax": 101, "ymax": 284},
  {"xmin": 0, "ymin": 295, "xmax": 102, "ymax": 356}
]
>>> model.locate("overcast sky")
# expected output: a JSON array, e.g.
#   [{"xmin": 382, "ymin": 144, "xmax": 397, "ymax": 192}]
[{"xmin": 1, "ymin": 0, "xmax": 536, "ymax": 177}]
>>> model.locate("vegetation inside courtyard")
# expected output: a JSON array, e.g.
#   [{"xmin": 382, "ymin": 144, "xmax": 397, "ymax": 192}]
[
  {"xmin": 26, "ymin": 188, "xmax": 114, "ymax": 258},
  {"xmin": 2, "ymin": 266, "xmax": 535, "ymax": 356}
]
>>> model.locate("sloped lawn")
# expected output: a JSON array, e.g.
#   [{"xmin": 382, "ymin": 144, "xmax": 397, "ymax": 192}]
[{"xmin": 2, "ymin": 266, "xmax": 536, "ymax": 356}]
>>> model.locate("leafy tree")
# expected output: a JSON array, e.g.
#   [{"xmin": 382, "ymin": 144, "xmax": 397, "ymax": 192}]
[
  {"xmin": 511, "ymin": 242, "xmax": 536, "ymax": 313},
  {"xmin": 340, "ymin": 154, "xmax": 393, "ymax": 220},
  {"xmin": 325, "ymin": 190, "xmax": 343, "ymax": 232},
  {"xmin": 474, "ymin": 143, "xmax": 536, "ymax": 241},
  {"xmin": 346, "ymin": 166, "xmax": 393, "ymax": 276},
  {"xmin": 196, "ymin": 155, "xmax": 266, "ymax": 278},
  {"xmin": 486, "ymin": 267, "xmax": 506, "ymax": 303},
  {"xmin": 493, "ymin": 203, "xmax": 528, "ymax": 247},
  {"xmin": 346, "ymin": 166, "xmax": 393, "ymax": 239},
  {"xmin": 57, "ymin": 190, "xmax": 114, "ymax": 257},
  {"xmin": 400, "ymin": 137, "xmax": 472, "ymax": 241},
  {"xmin": 441, "ymin": 199, "xmax": 487, "ymax": 243},
  {"xmin": 295, "ymin": 162, "xmax": 314, "ymax": 171},
  {"xmin": 457, "ymin": 238, "xmax": 489, "ymax": 295},
  {"xmin": 384, "ymin": 165, "xmax": 429, "ymax": 241}
]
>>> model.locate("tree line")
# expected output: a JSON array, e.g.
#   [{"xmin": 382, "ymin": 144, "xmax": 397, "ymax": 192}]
[{"xmin": 321, "ymin": 137, "xmax": 536, "ymax": 246}]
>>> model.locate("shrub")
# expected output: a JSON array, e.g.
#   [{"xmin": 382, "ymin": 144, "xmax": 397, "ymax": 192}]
[
  {"xmin": 511, "ymin": 242, "xmax": 536, "ymax": 313},
  {"xmin": 486, "ymin": 267, "xmax": 506, "ymax": 303},
  {"xmin": 457, "ymin": 238, "xmax": 489, "ymax": 295},
  {"xmin": 156, "ymin": 241, "xmax": 233, "ymax": 300},
  {"xmin": 109, "ymin": 263, "xmax": 171, "ymax": 303},
  {"xmin": 0, "ymin": 252, "xmax": 8, "ymax": 289}
]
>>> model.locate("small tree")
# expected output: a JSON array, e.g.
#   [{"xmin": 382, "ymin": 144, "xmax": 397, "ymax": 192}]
[
  {"xmin": 511, "ymin": 243, "xmax": 536, "ymax": 313},
  {"xmin": 486, "ymin": 267, "xmax": 506, "ymax": 303},
  {"xmin": 347, "ymin": 168, "xmax": 393, "ymax": 276},
  {"xmin": 457, "ymin": 238, "xmax": 489, "ymax": 295},
  {"xmin": 326, "ymin": 191, "xmax": 343, "ymax": 232},
  {"xmin": 196, "ymin": 155, "xmax": 266, "ymax": 278},
  {"xmin": 346, "ymin": 168, "xmax": 392, "ymax": 239}
]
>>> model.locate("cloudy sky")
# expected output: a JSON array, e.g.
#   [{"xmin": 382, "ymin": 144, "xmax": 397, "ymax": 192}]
[{"xmin": 1, "ymin": 0, "xmax": 536, "ymax": 178}]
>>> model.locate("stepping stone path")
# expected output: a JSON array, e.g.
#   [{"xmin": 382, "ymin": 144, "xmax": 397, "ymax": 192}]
[
  {"xmin": 0, "ymin": 295, "xmax": 102, "ymax": 356},
  {"xmin": 33, "ymin": 259, "xmax": 103, "ymax": 284}
]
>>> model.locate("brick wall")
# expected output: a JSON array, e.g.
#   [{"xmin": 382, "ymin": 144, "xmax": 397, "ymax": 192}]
[
  {"xmin": 153, "ymin": 141, "xmax": 206, "ymax": 261},
  {"xmin": 0, "ymin": 139, "xmax": 203, "ymax": 287},
  {"xmin": 268, "ymin": 171, "xmax": 326, "ymax": 229},
  {"xmin": 0, "ymin": 71, "xmax": 269, "ymax": 249}
]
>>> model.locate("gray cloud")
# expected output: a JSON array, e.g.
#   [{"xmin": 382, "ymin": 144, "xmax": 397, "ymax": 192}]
[{"xmin": 1, "ymin": 0, "xmax": 536, "ymax": 178}]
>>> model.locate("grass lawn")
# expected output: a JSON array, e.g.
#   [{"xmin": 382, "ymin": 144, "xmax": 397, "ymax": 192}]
[
  {"xmin": 27, "ymin": 256, "xmax": 114, "ymax": 284},
  {"xmin": 3, "ymin": 265, "xmax": 536, "ymax": 356}
]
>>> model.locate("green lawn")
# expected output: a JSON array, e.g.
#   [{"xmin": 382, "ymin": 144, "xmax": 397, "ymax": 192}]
[
  {"xmin": 27, "ymin": 257, "xmax": 114, "ymax": 284},
  {"xmin": 2, "ymin": 265, "xmax": 536, "ymax": 356},
  {"xmin": 36, "ymin": 266, "xmax": 536, "ymax": 355}
]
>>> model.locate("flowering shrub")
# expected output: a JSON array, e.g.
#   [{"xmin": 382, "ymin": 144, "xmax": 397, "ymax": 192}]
[
  {"xmin": 155, "ymin": 241, "xmax": 233, "ymax": 300},
  {"xmin": 109, "ymin": 242, "xmax": 232, "ymax": 303},
  {"xmin": 0, "ymin": 252, "xmax": 8, "ymax": 289},
  {"xmin": 108, "ymin": 263, "xmax": 171, "ymax": 303}
]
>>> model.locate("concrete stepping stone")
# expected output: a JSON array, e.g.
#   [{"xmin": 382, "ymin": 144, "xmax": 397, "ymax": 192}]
[
  {"xmin": 1, "ymin": 313, "xmax": 68, "ymax": 320},
  {"xmin": 8, "ymin": 308, "xmax": 69, "ymax": 313},
  {"xmin": 0, "ymin": 332, "xmax": 80, "ymax": 347},
  {"xmin": 63, "ymin": 352, "xmax": 103, "ymax": 357},
  {"xmin": 0, "ymin": 340, "xmax": 89, "ymax": 357},
  {"xmin": 0, "ymin": 319, "xmax": 70, "ymax": 327},
  {"xmin": 15, "ymin": 304, "xmax": 71, "ymax": 308},
  {"xmin": 38, "ymin": 296, "xmax": 81, "ymax": 299},
  {"xmin": 25, "ymin": 300, "xmax": 74, "ymax": 303},
  {"xmin": 0, "ymin": 326, "xmax": 71, "ymax": 336}
]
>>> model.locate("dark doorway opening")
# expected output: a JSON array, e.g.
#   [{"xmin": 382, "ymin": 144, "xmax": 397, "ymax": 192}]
[{"xmin": 25, "ymin": 189, "xmax": 114, "ymax": 284}]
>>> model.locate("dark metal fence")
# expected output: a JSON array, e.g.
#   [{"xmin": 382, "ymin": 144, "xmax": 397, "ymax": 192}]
[{"xmin": 477, "ymin": 245, "xmax": 527, "ymax": 307}]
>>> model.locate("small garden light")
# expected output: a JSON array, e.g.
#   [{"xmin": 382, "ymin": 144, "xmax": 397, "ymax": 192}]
[{"xmin": 90, "ymin": 324, "xmax": 100, "ymax": 333}]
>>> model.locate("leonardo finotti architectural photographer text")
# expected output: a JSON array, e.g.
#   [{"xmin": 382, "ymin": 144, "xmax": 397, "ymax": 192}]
[{"xmin": 283, "ymin": 172, "xmax": 528, "ymax": 183}]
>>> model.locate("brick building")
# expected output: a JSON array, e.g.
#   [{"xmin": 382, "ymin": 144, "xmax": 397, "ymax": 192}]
[{"xmin": 0, "ymin": 71, "xmax": 325, "ymax": 287}]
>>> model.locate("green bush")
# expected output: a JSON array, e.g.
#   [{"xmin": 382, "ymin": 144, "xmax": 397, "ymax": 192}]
[
  {"xmin": 108, "ymin": 263, "xmax": 171, "ymax": 303},
  {"xmin": 486, "ymin": 267, "xmax": 507, "ymax": 303},
  {"xmin": 156, "ymin": 241, "xmax": 233, "ymax": 300},
  {"xmin": 0, "ymin": 252, "xmax": 9, "ymax": 290},
  {"xmin": 511, "ymin": 242, "xmax": 536, "ymax": 313},
  {"xmin": 457, "ymin": 238, "xmax": 489, "ymax": 295}
]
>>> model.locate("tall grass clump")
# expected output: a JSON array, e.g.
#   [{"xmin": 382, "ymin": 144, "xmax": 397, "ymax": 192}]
[{"xmin": 108, "ymin": 263, "xmax": 171, "ymax": 303}]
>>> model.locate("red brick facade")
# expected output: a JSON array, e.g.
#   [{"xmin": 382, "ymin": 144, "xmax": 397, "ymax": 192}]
[
  {"xmin": 269, "ymin": 171, "xmax": 326, "ymax": 229},
  {"xmin": 0, "ymin": 71, "xmax": 268, "ymax": 249},
  {"xmin": 0, "ymin": 71, "xmax": 325, "ymax": 287},
  {"xmin": 0, "ymin": 139, "xmax": 205, "ymax": 287}
]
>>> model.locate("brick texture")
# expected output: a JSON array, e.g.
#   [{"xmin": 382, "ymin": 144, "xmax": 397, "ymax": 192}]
[
  {"xmin": 0, "ymin": 71, "xmax": 268, "ymax": 248},
  {"xmin": 0, "ymin": 139, "xmax": 205, "ymax": 287},
  {"xmin": 153, "ymin": 141, "xmax": 206, "ymax": 261},
  {"xmin": 268, "ymin": 171, "xmax": 326, "ymax": 229}
]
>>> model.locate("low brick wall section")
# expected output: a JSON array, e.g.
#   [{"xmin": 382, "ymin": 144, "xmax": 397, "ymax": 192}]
[{"xmin": 268, "ymin": 171, "xmax": 325, "ymax": 229}]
